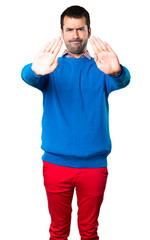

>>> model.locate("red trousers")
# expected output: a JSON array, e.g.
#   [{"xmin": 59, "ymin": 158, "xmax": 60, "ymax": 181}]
[{"xmin": 43, "ymin": 160, "xmax": 108, "ymax": 240}]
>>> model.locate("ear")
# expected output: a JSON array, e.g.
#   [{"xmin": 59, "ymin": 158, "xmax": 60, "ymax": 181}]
[{"xmin": 88, "ymin": 27, "xmax": 91, "ymax": 38}]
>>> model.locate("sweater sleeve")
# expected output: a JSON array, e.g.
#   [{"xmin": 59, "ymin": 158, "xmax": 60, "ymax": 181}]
[
  {"xmin": 105, "ymin": 64, "xmax": 131, "ymax": 96},
  {"xmin": 21, "ymin": 63, "xmax": 49, "ymax": 91}
]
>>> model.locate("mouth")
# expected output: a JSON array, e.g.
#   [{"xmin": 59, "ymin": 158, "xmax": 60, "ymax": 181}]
[
  {"xmin": 71, "ymin": 42, "xmax": 81, "ymax": 44},
  {"xmin": 69, "ymin": 40, "xmax": 82, "ymax": 43}
]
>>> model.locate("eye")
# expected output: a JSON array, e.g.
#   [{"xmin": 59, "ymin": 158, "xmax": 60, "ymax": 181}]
[
  {"xmin": 78, "ymin": 28, "xmax": 84, "ymax": 31},
  {"xmin": 66, "ymin": 28, "xmax": 72, "ymax": 32}
]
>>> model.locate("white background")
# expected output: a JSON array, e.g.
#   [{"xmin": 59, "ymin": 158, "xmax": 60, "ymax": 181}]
[{"xmin": 0, "ymin": 0, "xmax": 150, "ymax": 239}]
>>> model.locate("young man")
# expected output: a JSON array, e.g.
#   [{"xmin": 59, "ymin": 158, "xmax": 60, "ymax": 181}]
[{"xmin": 21, "ymin": 5, "xmax": 130, "ymax": 240}]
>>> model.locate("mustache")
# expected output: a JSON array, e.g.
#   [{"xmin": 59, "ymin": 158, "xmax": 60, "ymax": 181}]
[{"xmin": 69, "ymin": 39, "xmax": 82, "ymax": 42}]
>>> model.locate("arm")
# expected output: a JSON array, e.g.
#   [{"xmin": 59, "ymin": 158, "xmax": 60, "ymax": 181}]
[
  {"xmin": 21, "ymin": 63, "xmax": 49, "ymax": 91},
  {"xmin": 105, "ymin": 64, "xmax": 131, "ymax": 95}
]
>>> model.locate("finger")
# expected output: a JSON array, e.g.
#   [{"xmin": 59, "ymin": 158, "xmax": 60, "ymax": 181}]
[
  {"xmin": 90, "ymin": 37, "xmax": 100, "ymax": 55},
  {"xmin": 41, "ymin": 42, "xmax": 51, "ymax": 53},
  {"xmin": 45, "ymin": 38, "xmax": 57, "ymax": 52},
  {"xmin": 103, "ymin": 41, "xmax": 115, "ymax": 53},
  {"xmin": 97, "ymin": 38, "xmax": 108, "ymax": 51},
  {"xmin": 90, "ymin": 36, "xmax": 103, "ymax": 53},
  {"xmin": 49, "ymin": 36, "xmax": 62, "ymax": 54},
  {"xmin": 52, "ymin": 39, "xmax": 63, "ymax": 58}
]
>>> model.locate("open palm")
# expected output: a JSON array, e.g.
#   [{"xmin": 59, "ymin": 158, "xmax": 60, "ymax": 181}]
[
  {"xmin": 32, "ymin": 37, "xmax": 63, "ymax": 76},
  {"xmin": 90, "ymin": 36, "xmax": 121, "ymax": 76}
]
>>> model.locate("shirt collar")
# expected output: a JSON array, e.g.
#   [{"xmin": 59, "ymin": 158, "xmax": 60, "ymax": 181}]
[{"xmin": 62, "ymin": 49, "xmax": 92, "ymax": 60}]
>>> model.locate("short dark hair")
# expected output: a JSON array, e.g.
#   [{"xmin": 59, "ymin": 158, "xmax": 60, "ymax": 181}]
[{"xmin": 60, "ymin": 5, "xmax": 90, "ymax": 30}]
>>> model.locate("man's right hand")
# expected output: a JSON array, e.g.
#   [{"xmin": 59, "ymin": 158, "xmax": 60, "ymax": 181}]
[{"xmin": 31, "ymin": 36, "xmax": 63, "ymax": 76}]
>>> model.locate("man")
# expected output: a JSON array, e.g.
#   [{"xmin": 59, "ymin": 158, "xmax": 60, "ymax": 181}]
[{"xmin": 21, "ymin": 5, "xmax": 130, "ymax": 240}]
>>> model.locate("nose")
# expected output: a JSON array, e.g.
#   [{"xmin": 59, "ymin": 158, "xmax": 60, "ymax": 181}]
[{"xmin": 73, "ymin": 29, "xmax": 79, "ymax": 38}]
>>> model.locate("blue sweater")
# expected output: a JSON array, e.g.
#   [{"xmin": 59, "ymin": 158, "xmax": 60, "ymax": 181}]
[{"xmin": 21, "ymin": 56, "xmax": 130, "ymax": 168}]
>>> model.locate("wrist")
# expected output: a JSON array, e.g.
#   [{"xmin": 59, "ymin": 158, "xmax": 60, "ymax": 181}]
[
  {"xmin": 109, "ymin": 71, "xmax": 120, "ymax": 76},
  {"xmin": 109, "ymin": 65, "xmax": 121, "ymax": 76},
  {"xmin": 31, "ymin": 64, "xmax": 41, "ymax": 78}
]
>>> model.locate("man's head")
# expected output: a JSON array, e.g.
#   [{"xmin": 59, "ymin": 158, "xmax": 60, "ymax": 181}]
[{"xmin": 60, "ymin": 5, "xmax": 91, "ymax": 57}]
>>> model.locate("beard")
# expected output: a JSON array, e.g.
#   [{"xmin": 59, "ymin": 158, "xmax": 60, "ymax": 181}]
[{"xmin": 65, "ymin": 38, "xmax": 88, "ymax": 55}]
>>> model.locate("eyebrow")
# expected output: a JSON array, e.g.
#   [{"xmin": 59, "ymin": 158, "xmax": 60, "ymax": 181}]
[{"xmin": 66, "ymin": 27, "xmax": 85, "ymax": 31}]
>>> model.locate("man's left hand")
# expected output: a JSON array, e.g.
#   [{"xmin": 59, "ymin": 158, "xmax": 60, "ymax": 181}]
[{"xmin": 90, "ymin": 36, "xmax": 121, "ymax": 76}]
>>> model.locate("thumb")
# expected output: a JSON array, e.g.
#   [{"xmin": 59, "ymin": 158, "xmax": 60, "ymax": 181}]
[
  {"xmin": 50, "ymin": 57, "xmax": 59, "ymax": 72},
  {"xmin": 53, "ymin": 56, "xmax": 58, "ymax": 65},
  {"xmin": 93, "ymin": 53, "xmax": 98, "ymax": 62}
]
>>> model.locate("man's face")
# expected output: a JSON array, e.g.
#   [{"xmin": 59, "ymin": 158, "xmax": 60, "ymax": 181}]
[{"xmin": 61, "ymin": 16, "xmax": 91, "ymax": 56}]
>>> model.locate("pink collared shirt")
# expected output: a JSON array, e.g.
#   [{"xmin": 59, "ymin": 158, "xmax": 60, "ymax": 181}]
[{"xmin": 62, "ymin": 49, "xmax": 92, "ymax": 60}]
